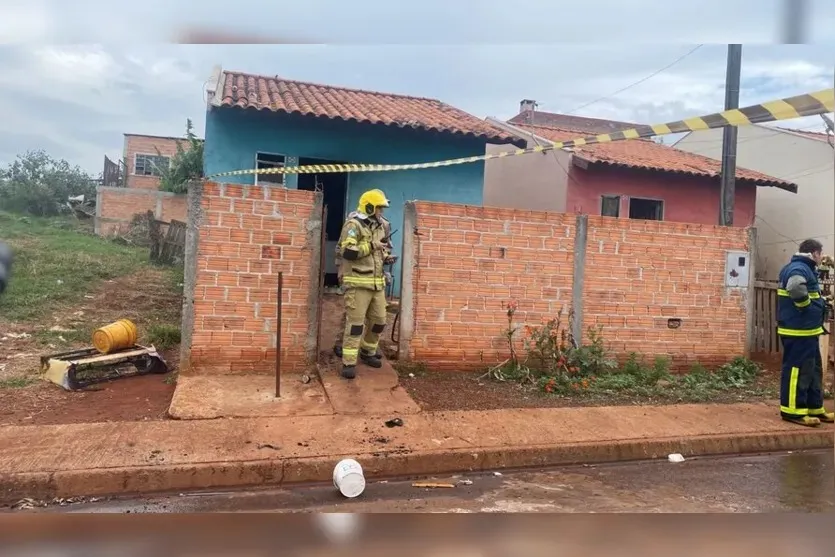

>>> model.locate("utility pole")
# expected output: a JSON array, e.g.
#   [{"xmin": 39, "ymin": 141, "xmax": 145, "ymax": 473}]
[
  {"xmin": 782, "ymin": 0, "xmax": 807, "ymax": 43},
  {"xmin": 719, "ymin": 44, "xmax": 742, "ymax": 226}
]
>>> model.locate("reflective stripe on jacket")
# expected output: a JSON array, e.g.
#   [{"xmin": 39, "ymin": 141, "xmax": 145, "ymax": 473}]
[{"xmin": 777, "ymin": 255, "xmax": 825, "ymax": 337}]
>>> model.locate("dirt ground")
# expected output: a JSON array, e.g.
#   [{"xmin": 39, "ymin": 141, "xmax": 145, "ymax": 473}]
[
  {"xmin": 0, "ymin": 268, "xmax": 181, "ymax": 426},
  {"xmin": 396, "ymin": 360, "xmax": 795, "ymax": 412}
]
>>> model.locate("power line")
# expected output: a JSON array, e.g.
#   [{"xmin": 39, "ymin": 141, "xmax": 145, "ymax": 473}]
[{"xmin": 563, "ymin": 45, "xmax": 704, "ymax": 116}]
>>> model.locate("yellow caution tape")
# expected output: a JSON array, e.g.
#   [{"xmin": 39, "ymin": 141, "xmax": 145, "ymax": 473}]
[{"xmin": 208, "ymin": 88, "xmax": 834, "ymax": 179}]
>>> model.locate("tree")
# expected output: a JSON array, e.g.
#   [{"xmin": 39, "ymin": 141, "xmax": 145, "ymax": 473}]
[
  {"xmin": 157, "ymin": 119, "xmax": 204, "ymax": 194},
  {"xmin": 0, "ymin": 150, "xmax": 95, "ymax": 216}
]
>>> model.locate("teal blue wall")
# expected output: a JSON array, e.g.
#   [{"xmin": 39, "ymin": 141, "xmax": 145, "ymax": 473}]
[{"xmin": 204, "ymin": 108, "xmax": 509, "ymax": 295}]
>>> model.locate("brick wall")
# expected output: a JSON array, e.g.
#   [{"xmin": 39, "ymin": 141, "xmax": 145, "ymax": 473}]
[
  {"xmin": 399, "ymin": 201, "xmax": 752, "ymax": 371},
  {"xmin": 124, "ymin": 135, "xmax": 194, "ymax": 190},
  {"xmin": 180, "ymin": 181, "xmax": 322, "ymax": 375},
  {"xmin": 400, "ymin": 201, "xmax": 576, "ymax": 369},
  {"xmin": 583, "ymin": 216, "xmax": 749, "ymax": 369},
  {"xmin": 95, "ymin": 187, "xmax": 187, "ymax": 236}
]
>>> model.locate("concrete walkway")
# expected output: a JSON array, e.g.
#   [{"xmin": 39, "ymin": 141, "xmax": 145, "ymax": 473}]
[{"xmin": 0, "ymin": 401, "xmax": 832, "ymax": 502}]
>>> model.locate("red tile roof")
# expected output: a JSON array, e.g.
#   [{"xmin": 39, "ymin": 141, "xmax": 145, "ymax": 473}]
[
  {"xmin": 516, "ymin": 123, "xmax": 797, "ymax": 191},
  {"xmin": 215, "ymin": 71, "xmax": 517, "ymax": 143},
  {"xmin": 508, "ymin": 111, "xmax": 637, "ymax": 134}
]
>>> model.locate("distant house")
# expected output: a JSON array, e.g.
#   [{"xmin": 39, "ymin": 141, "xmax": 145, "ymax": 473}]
[
  {"xmin": 203, "ymin": 66, "xmax": 522, "ymax": 291},
  {"xmin": 120, "ymin": 134, "xmax": 202, "ymax": 190},
  {"xmin": 675, "ymin": 124, "xmax": 833, "ymax": 279},
  {"xmin": 483, "ymin": 101, "xmax": 797, "ymax": 227}
]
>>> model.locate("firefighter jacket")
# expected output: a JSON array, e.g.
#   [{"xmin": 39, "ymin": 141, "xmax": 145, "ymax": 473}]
[
  {"xmin": 335, "ymin": 213, "xmax": 391, "ymax": 283},
  {"xmin": 777, "ymin": 254, "xmax": 826, "ymax": 337},
  {"xmin": 337, "ymin": 213, "xmax": 389, "ymax": 290}
]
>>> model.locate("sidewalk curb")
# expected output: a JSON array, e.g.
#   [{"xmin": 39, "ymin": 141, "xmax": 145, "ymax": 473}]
[{"xmin": 1, "ymin": 429, "xmax": 832, "ymax": 503}]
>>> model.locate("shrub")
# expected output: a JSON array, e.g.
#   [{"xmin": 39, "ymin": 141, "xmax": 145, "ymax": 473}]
[
  {"xmin": 157, "ymin": 119, "xmax": 203, "ymax": 194},
  {"xmin": 0, "ymin": 150, "xmax": 96, "ymax": 216}
]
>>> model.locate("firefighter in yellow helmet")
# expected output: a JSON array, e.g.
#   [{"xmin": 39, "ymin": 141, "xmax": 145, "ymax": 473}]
[
  {"xmin": 333, "ymin": 209, "xmax": 394, "ymax": 359},
  {"xmin": 335, "ymin": 188, "xmax": 391, "ymax": 379}
]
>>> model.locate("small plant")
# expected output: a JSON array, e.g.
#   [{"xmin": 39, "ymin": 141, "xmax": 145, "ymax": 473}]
[{"xmin": 146, "ymin": 323, "xmax": 182, "ymax": 349}]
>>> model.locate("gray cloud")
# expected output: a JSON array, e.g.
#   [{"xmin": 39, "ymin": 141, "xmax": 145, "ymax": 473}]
[{"xmin": 0, "ymin": 2, "xmax": 832, "ymax": 175}]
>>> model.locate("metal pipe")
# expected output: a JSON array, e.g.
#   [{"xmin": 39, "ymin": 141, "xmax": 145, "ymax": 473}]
[
  {"xmin": 719, "ymin": 44, "xmax": 742, "ymax": 226},
  {"xmin": 781, "ymin": 0, "xmax": 807, "ymax": 44},
  {"xmin": 276, "ymin": 271, "xmax": 283, "ymax": 398}
]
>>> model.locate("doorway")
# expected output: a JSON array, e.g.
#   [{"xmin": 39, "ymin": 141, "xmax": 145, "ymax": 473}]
[{"xmin": 297, "ymin": 157, "xmax": 348, "ymax": 289}]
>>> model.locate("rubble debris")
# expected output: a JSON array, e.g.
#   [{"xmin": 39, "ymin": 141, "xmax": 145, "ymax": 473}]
[
  {"xmin": 412, "ymin": 482, "xmax": 455, "ymax": 489},
  {"xmin": 668, "ymin": 453, "xmax": 686, "ymax": 463},
  {"xmin": 384, "ymin": 417, "xmax": 404, "ymax": 428}
]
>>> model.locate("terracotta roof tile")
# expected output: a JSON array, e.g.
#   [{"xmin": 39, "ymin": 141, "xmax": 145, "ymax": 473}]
[
  {"xmin": 516, "ymin": 123, "xmax": 796, "ymax": 191},
  {"xmin": 216, "ymin": 71, "xmax": 517, "ymax": 143},
  {"xmin": 508, "ymin": 111, "xmax": 637, "ymax": 134}
]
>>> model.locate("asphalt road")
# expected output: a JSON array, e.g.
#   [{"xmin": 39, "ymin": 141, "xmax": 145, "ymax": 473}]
[{"xmin": 22, "ymin": 449, "xmax": 834, "ymax": 513}]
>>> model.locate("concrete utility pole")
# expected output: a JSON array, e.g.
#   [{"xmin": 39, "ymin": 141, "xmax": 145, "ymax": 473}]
[
  {"xmin": 782, "ymin": 0, "xmax": 807, "ymax": 43},
  {"xmin": 719, "ymin": 44, "xmax": 742, "ymax": 226}
]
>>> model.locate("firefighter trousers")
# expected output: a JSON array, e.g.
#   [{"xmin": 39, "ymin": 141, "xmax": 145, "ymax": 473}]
[
  {"xmin": 341, "ymin": 287, "xmax": 387, "ymax": 366},
  {"xmin": 780, "ymin": 336, "xmax": 826, "ymax": 419}
]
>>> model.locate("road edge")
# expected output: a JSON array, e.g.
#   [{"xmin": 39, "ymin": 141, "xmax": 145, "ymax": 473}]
[{"xmin": 1, "ymin": 429, "xmax": 832, "ymax": 503}]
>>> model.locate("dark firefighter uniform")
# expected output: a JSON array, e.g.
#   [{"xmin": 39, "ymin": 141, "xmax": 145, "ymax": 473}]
[
  {"xmin": 777, "ymin": 254, "xmax": 834, "ymax": 426},
  {"xmin": 333, "ymin": 213, "xmax": 393, "ymax": 358},
  {"xmin": 336, "ymin": 189, "xmax": 390, "ymax": 379}
]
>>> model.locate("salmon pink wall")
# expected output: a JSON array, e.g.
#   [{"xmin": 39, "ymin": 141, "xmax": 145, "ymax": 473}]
[{"xmin": 565, "ymin": 166, "xmax": 757, "ymax": 227}]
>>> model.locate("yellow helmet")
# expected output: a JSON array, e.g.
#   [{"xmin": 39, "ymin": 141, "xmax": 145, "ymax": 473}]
[{"xmin": 358, "ymin": 189, "xmax": 390, "ymax": 215}]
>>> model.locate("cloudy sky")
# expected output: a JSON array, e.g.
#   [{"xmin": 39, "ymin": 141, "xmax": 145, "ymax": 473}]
[{"xmin": 0, "ymin": 0, "xmax": 833, "ymax": 175}]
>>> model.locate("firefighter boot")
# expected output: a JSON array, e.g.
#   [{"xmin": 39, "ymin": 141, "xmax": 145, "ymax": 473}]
[
  {"xmin": 815, "ymin": 411, "xmax": 834, "ymax": 423},
  {"xmin": 782, "ymin": 415, "xmax": 821, "ymax": 427},
  {"xmin": 341, "ymin": 364, "xmax": 357, "ymax": 380},
  {"xmin": 360, "ymin": 349, "xmax": 382, "ymax": 368}
]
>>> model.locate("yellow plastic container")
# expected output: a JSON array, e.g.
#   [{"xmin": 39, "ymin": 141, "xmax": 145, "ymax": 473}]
[{"xmin": 92, "ymin": 319, "xmax": 138, "ymax": 354}]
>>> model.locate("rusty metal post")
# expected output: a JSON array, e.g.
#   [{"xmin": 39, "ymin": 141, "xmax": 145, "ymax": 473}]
[{"xmin": 276, "ymin": 271, "xmax": 283, "ymax": 398}]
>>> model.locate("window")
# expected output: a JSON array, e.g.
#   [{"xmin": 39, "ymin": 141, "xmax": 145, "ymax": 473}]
[
  {"xmin": 255, "ymin": 152, "xmax": 286, "ymax": 185},
  {"xmin": 600, "ymin": 195, "xmax": 620, "ymax": 217},
  {"xmin": 628, "ymin": 197, "xmax": 663, "ymax": 221},
  {"xmin": 134, "ymin": 154, "xmax": 170, "ymax": 177}
]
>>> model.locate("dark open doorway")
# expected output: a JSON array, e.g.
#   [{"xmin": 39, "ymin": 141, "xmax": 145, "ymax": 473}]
[{"xmin": 298, "ymin": 157, "xmax": 348, "ymax": 288}]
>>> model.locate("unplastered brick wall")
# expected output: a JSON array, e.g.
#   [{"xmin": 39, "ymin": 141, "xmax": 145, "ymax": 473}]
[
  {"xmin": 95, "ymin": 186, "xmax": 187, "ymax": 236},
  {"xmin": 180, "ymin": 181, "xmax": 322, "ymax": 375},
  {"xmin": 399, "ymin": 201, "xmax": 576, "ymax": 369},
  {"xmin": 399, "ymin": 201, "xmax": 752, "ymax": 371},
  {"xmin": 583, "ymin": 216, "xmax": 749, "ymax": 369}
]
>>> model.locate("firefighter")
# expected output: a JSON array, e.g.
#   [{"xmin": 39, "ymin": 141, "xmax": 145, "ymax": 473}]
[
  {"xmin": 335, "ymin": 189, "xmax": 391, "ymax": 379},
  {"xmin": 0, "ymin": 241, "xmax": 11, "ymax": 296},
  {"xmin": 332, "ymin": 209, "xmax": 395, "ymax": 359},
  {"xmin": 776, "ymin": 239, "xmax": 834, "ymax": 427}
]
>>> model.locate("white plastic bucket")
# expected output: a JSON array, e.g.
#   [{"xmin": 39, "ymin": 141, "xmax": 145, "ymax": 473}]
[{"xmin": 333, "ymin": 459, "xmax": 366, "ymax": 498}]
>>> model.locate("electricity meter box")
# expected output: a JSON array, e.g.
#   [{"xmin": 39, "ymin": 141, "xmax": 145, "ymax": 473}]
[{"xmin": 724, "ymin": 250, "xmax": 751, "ymax": 288}]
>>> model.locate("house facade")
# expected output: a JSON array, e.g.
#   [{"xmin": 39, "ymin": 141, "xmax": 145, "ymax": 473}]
[
  {"xmin": 484, "ymin": 103, "xmax": 797, "ymax": 228},
  {"xmin": 674, "ymin": 124, "xmax": 834, "ymax": 279},
  {"xmin": 94, "ymin": 133, "xmax": 198, "ymax": 236},
  {"xmin": 202, "ymin": 66, "xmax": 521, "ymax": 292}
]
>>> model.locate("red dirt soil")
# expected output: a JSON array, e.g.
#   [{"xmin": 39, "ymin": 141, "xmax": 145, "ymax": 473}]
[
  {"xmin": 0, "ymin": 373, "xmax": 176, "ymax": 426},
  {"xmin": 0, "ymin": 269, "xmax": 181, "ymax": 426}
]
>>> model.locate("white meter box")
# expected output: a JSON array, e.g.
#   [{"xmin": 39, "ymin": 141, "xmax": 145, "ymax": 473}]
[{"xmin": 724, "ymin": 250, "xmax": 750, "ymax": 287}]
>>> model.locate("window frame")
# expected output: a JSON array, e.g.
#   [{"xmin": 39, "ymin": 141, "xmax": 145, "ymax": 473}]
[
  {"xmin": 600, "ymin": 194, "xmax": 621, "ymax": 218},
  {"xmin": 133, "ymin": 153, "xmax": 171, "ymax": 177},
  {"xmin": 627, "ymin": 196, "xmax": 665, "ymax": 221},
  {"xmin": 254, "ymin": 152, "xmax": 287, "ymax": 186}
]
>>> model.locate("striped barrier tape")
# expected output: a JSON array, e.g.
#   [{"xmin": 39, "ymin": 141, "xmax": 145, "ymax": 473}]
[{"xmin": 208, "ymin": 88, "xmax": 834, "ymax": 179}]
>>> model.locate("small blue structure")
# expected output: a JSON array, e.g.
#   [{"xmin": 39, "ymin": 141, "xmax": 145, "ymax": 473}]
[{"xmin": 203, "ymin": 67, "xmax": 522, "ymax": 294}]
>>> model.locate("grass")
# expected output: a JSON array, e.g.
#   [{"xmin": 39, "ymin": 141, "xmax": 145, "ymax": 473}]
[
  {"xmin": 0, "ymin": 211, "xmax": 149, "ymax": 321},
  {"xmin": 536, "ymin": 354, "xmax": 776, "ymax": 404},
  {"xmin": 0, "ymin": 376, "xmax": 38, "ymax": 389},
  {"xmin": 147, "ymin": 323, "xmax": 182, "ymax": 350}
]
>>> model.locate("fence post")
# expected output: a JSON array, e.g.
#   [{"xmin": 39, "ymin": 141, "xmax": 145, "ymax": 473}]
[
  {"xmin": 571, "ymin": 214, "xmax": 588, "ymax": 344},
  {"xmin": 745, "ymin": 227, "xmax": 758, "ymax": 358}
]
